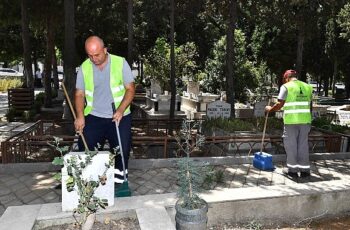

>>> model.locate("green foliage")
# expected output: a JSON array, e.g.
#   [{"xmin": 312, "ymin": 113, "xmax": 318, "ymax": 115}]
[
  {"xmin": 49, "ymin": 137, "xmax": 115, "ymax": 227},
  {"xmin": 202, "ymin": 117, "xmax": 284, "ymax": 134},
  {"xmin": 214, "ymin": 169, "xmax": 225, "ymax": 183},
  {"xmin": 5, "ymin": 108, "xmax": 19, "ymax": 122},
  {"xmin": 144, "ymin": 37, "xmax": 200, "ymax": 91},
  {"xmin": 202, "ymin": 117, "xmax": 255, "ymax": 132},
  {"xmin": 253, "ymin": 117, "xmax": 284, "ymax": 133},
  {"xmin": 202, "ymin": 167, "xmax": 225, "ymax": 189},
  {"xmin": 338, "ymin": 3, "xmax": 350, "ymax": 42},
  {"xmin": 0, "ymin": 77, "xmax": 23, "ymax": 92},
  {"xmin": 202, "ymin": 30, "xmax": 259, "ymax": 102},
  {"xmin": 312, "ymin": 117, "xmax": 349, "ymax": 134},
  {"xmin": 175, "ymin": 120, "xmax": 208, "ymax": 210}
]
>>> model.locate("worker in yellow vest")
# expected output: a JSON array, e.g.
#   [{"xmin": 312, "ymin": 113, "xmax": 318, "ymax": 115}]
[
  {"xmin": 265, "ymin": 70, "xmax": 313, "ymax": 179},
  {"xmin": 75, "ymin": 36, "xmax": 135, "ymax": 190}
]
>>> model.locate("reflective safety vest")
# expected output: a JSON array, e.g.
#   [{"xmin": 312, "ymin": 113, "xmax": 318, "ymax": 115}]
[
  {"xmin": 283, "ymin": 80, "xmax": 312, "ymax": 124},
  {"xmin": 81, "ymin": 54, "xmax": 129, "ymax": 116}
]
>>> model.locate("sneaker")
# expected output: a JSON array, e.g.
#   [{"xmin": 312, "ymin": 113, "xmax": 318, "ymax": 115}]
[
  {"xmin": 300, "ymin": 171, "xmax": 311, "ymax": 178},
  {"xmin": 282, "ymin": 168, "xmax": 298, "ymax": 179}
]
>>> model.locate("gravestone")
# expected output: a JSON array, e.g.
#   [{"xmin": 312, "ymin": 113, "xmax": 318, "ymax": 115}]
[
  {"xmin": 150, "ymin": 79, "xmax": 162, "ymax": 97},
  {"xmin": 187, "ymin": 81, "xmax": 200, "ymax": 96},
  {"xmin": 207, "ymin": 100, "xmax": 231, "ymax": 119},
  {"xmin": 254, "ymin": 101, "xmax": 268, "ymax": 117},
  {"xmin": 61, "ymin": 151, "xmax": 114, "ymax": 211},
  {"xmin": 338, "ymin": 111, "xmax": 350, "ymax": 126}
]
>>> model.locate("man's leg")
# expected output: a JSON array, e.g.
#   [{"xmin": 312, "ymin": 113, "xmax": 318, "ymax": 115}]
[
  {"xmin": 297, "ymin": 124, "xmax": 311, "ymax": 175},
  {"xmin": 78, "ymin": 115, "xmax": 106, "ymax": 151},
  {"xmin": 106, "ymin": 114, "xmax": 132, "ymax": 184},
  {"xmin": 283, "ymin": 125, "xmax": 299, "ymax": 174}
]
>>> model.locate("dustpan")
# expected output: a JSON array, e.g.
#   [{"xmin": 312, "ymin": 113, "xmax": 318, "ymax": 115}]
[
  {"xmin": 253, "ymin": 101, "xmax": 275, "ymax": 171},
  {"xmin": 112, "ymin": 103, "xmax": 131, "ymax": 197}
]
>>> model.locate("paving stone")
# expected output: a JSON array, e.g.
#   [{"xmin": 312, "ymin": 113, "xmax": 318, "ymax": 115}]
[
  {"xmin": 18, "ymin": 174, "xmax": 35, "ymax": 182},
  {"xmin": 144, "ymin": 182, "xmax": 157, "ymax": 190},
  {"xmin": 32, "ymin": 189, "xmax": 50, "ymax": 197},
  {"xmin": 10, "ymin": 182, "xmax": 26, "ymax": 192},
  {"xmin": 0, "ymin": 175, "xmax": 16, "ymax": 183},
  {"xmin": 135, "ymin": 178, "xmax": 146, "ymax": 185},
  {"xmin": 0, "ymin": 193, "xmax": 17, "ymax": 205},
  {"xmin": 140, "ymin": 173, "xmax": 153, "ymax": 180},
  {"xmin": 4, "ymin": 199, "xmax": 23, "ymax": 207},
  {"xmin": 41, "ymin": 191, "xmax": 59, "ymax": 202},
  {"xmin": 21, "ymin": 192, "xmax": 39, "ymax": 204},
  {"xmin": 147, "ymin": 169, "xmax": 159, "ymax": 176},
  {"xmin": 27, "ymin": 198, "xmax": 45, "ymax": 205},
  {"xmin": 3, "ymin": 178, "xmax": 21, "ymax": 187},
  {"xmin": 46, "ymin": 196, "xmax": 61, "ymax": 203},
  {"xmin": 0, "ymin": 205, "xmax": 5, "ymax": 216},
  {"xmin": 136, "ymin": 186, "xmax": 150, "ymax": 195},
  {"xmin": 0, "ymin": 187, "xmax": 11, "ymax": 196},
  {"xmin": 14, "ymin": 187, "xmax": 32, "ymax": 197},
  {"xmin": 159, "ymin": 168, "xmax": 173, "ymax": 174}
]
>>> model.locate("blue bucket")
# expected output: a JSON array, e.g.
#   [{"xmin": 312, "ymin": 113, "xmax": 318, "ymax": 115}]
[{"xmin": 253, "ymin": 152, "xmax": 275, "ymax": 171}]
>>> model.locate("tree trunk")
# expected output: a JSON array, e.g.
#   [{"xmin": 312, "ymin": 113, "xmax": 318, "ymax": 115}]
[
  {"xmin": 52, "ymin": 46, "xmax": 59, "ymax": 92},
  {"xmin": 226, "ymin": 0, "xmax": 236, "ymax": 118},
  {"xmin": 296, "ymin": 20, "xmax": 305, "ymax": 82},
  {"xmin": 21, "ymin": 0, "xmax": 34, "ymax": 88},
  {"xmin": 331, "ymin": 57, "xmax": 338, "ymax": 96},
  {"xmin": 346, "ymin": 75, "xmax": 350, "ymax": 99},
  {"xmin": 127, "ymin": 0, "xmax": 133, "ymax": 66},
  {"xmin": 169, "ymin": 0, "xmax": 176, "ymax": 134},
  {"xmin": 63, "ymin": 0, "xmax": 77, "ymax": 125},
  {"xmin": 44, "ymin": 14, "xmax": 54, "ymax": 108},
  {"xmin": 82, "ymin": 213, "xmax": 95, "ymax": 230}
]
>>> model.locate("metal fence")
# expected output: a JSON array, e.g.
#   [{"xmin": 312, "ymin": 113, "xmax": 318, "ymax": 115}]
[{"xmin": 0, "ymin": 119, "xmax": 348, "ymax": 163}]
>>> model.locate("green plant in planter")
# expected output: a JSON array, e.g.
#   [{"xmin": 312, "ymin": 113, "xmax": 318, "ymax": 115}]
[
  {"xmin": 174, "ymin": 120, "xmax": 209, "ymax": 229},
  {"xmin": 50, "ymin": 137, "xmax": 115, "ymax": 230}
]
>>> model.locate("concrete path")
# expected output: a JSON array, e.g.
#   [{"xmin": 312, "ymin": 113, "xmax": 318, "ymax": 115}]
[{"xmin": 1, "ymin": 157, "xmax": 350, "ymax": 217}]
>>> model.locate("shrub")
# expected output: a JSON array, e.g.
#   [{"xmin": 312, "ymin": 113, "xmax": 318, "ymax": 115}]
[{"xmin": 0, "ymin": 77, "xmax": 23, "ymax": 92}]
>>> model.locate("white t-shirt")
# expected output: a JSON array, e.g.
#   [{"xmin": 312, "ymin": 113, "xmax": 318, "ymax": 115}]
[{"xmin": 35, "ymin": 70, "xmax": 42, "ymax": 79}]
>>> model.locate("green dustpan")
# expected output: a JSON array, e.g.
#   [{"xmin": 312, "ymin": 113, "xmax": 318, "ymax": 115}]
[
  {"xmin": 113, "ymin": 103, "xmax": 131, "ymax": 197},
  {"xmin": 115, "ymin": 181, "xmax": 131, "ymax": 197}
]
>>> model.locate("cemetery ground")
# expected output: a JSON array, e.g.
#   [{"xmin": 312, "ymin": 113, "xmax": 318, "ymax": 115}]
[{"xmin": 1, "ymin": 89, "xmax": 350, "ymax": 229}]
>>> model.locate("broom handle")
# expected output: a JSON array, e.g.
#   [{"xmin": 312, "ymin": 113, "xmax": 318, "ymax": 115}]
[
  {"xmin": 61, "ymin": 83, "xmax": 89, "ymax": 151},
  {"xmin": 260, "ymin": 99, "xmax": 271, "ymax": 153},
  {"xmin": 112, "ymin": 103, "xmax": 127, "ymax": 181}
]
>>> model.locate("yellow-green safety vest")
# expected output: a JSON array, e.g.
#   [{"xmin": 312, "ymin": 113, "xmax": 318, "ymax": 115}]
[
  {"xmin": 81, "ymin": 54, "xmax": 130, "ymax": 116},
  {"xmin": 283, "ymin": 80, "xmax": 312, "ymax": 124}
]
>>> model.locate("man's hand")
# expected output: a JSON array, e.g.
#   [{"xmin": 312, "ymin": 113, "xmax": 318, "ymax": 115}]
[
  {"xmin": 74, "ymin": 116, "xmax": 85, "ymax": 133},
  {"xmin": 265, "ymin": 105, "xmax": 273, "ymax": 113},
  {"xmin": 112, "ymin": 109, "xmax": 124, "ymax": 124}
]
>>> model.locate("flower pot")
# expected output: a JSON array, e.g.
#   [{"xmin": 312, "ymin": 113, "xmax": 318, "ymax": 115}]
[{"xmin": 175, "ymin": 198, "xmax": 208, "ymax": 230}]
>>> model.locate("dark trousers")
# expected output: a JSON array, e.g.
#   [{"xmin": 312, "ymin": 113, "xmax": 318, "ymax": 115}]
[{"xmin": 78, "ymin": 114, "xmax": 132, "ymax": 183}]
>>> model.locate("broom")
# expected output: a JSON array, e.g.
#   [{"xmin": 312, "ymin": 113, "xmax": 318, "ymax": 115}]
[
  {"xmin": 112, "ymin": 103, "xmax": 131, "ymax": 197},
  {"xmin": 61, "ymin": 83, "xmax": 89, "ymax": 151}
]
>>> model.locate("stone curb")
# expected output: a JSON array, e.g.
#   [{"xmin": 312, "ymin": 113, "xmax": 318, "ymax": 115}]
[
  {"xmin": 1, "ymin": 152, "xmax": 350, "ymax": 173},
  {"xmin": 2, "ymin": 179, "xmax": 350, "ymax": 229}
]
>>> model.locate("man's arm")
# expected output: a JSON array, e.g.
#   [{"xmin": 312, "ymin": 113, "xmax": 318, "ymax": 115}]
[
  {"xmin": 265, "ymin": 99, "xmax": 285, "ymax": 113},
  {"xmin": 74, "ymin": 89, "xmax": 86, "ymax": 132},
  {"xmin": 113, "ymin": 82, "xmax": 135, "ymax": 122}
]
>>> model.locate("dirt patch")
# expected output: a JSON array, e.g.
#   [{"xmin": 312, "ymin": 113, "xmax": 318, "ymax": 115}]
[
  {"xmin": 208, "ymin": 212, "xmax": 350, "ymax": 229},
  {"xmin": 39, "ymin": 217, "xmax": 140, "ymax": 230}
]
